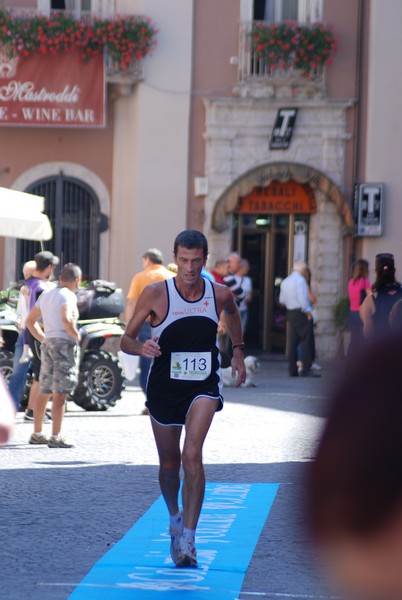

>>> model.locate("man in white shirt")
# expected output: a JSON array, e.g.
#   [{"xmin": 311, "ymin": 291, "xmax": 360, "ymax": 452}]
[
  {"xmin": 25, "ymin": 263, "xmax": 82, "ymax": 447},
  {"xmin": 279, "ymin": 260, "xmax": 320, "ymax": 378}
]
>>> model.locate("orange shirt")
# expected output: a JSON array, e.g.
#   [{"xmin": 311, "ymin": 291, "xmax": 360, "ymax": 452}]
[{"xmin": 127, "ymin": 264, "xmax": 175, "ymax": 301}]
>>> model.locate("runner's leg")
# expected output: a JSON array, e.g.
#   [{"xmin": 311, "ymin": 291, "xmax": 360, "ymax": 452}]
[
  {"xmin": 150, "ymin": 419, "xmax": 182, "ymax": 516},
  {"xmin": 181, "ymin": 396, "xmax": 220, "ymax": 530}
]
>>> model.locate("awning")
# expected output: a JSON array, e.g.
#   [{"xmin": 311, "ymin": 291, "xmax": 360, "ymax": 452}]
[{"xmin": 0, "ymin": 187, "xmax": 53, "ymax": 241}]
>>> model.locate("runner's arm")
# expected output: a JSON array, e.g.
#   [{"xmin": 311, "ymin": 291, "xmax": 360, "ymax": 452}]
[
  {"xmin": 120, "ymin": 286, "xmax": 161, "ymax": 359},
  {"xmin": 125, "ymin": 297, "xmax": 136, "ymax": 324},
  {"xmin": 216, "ymin": 285, "xmax": 247, "ymax": 387}
]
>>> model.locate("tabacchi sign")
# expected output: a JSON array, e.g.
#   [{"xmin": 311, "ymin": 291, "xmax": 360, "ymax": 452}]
[{"xmin": 0, "ymin": 48, "xmax": 105, "ymax": 128}]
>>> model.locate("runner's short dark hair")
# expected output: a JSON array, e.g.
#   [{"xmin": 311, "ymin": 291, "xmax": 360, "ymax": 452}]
[{"xmin": 173, "ymin": 230, "xmax": 208, "ymax": 258}]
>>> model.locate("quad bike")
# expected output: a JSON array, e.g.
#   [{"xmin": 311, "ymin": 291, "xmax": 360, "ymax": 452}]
[
  {"xmin": 71, "ymin": 280, "xmax": 126, "ymax": 411},
  {"xmin": 0, "ymin": 293, "xmax": 20, "ymax": 381},
  {"xmin": 70, "ymin": 316, "xmax": 126, "ymax": 411},
  {"xmin": 0, "ymin": 280, "xmax": 127, "ymax": 412}
]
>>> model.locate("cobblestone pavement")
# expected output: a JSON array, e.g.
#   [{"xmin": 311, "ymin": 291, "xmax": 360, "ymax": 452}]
[{"xmin": 1, "ymin": 354, "xmax": 337, "ymax": 600}]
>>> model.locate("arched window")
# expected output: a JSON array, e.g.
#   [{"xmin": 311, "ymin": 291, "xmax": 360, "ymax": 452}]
[{"xmin": 16, "ymin": 173, "xmax": 102, "ymax": 281}]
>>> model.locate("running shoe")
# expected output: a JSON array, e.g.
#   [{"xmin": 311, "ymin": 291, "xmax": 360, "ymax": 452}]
[
  {"xmin": 169, "ymin": 515, "xmax": 183, "ymax": 564},
  {"xmin": 175, "ymin": 536, "xmax": 198, "ymax": 568},
  {"xmin": 29, "ymin": 432, "xmax": 49, "ymax": 445},
  {"xmin": 47, "ymin": 436, "xmax": 74, "ymax": 448}
]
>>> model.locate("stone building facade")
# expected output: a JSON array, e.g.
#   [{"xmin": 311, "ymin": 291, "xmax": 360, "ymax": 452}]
[{"xmin": 202, "ymin": 75, "xmax": 354, "ymax": 357}]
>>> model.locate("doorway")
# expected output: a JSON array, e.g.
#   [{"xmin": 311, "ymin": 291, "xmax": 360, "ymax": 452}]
[{"xmin": 234, "ymin": 213, "xmax": 309, "ymax": 352}]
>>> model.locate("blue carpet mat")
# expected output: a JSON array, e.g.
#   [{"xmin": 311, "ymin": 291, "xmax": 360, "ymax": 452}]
[{"xmin": 69, "ymin": 482, "xmax": 279, "ymax": 599}]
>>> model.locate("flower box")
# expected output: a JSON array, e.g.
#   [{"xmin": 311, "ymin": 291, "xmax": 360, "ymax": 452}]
[
  {"xmin": 0, "ymin": 9, "xmax": 157, "ymax": 71},
  {"xmin": 249, "ymin": 21, "xmax": 337, "ymax": 78}
]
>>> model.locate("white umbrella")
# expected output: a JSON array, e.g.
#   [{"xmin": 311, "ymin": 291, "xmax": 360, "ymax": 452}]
[{"xmin": 0, "ymin": 187, "xmax": 53, "ymax": 241}]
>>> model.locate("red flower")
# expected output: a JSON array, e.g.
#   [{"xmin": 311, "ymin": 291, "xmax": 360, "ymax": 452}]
[{"xmin": 0, "ymin": 8, "xmax": 157, "ymax": 69}]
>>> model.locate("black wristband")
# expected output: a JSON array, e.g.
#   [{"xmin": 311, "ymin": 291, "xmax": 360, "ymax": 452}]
[{"xmin": 232, "ymin": 342, "xmax": 245, "ymax": 351}]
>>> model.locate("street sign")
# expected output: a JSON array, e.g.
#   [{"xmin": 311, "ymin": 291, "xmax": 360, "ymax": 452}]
[
  {"xmin": 356, "ymin": 183, "xmax": 384, "ymax": 237},
  {"xmin": 270, "ymin": 108, "xmax": 298, "ymax": 150}
]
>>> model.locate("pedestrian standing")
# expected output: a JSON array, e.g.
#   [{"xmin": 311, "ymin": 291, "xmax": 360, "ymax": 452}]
[
  {"xmin": 305, "ymin": 267, "xmax": 321, "ymax": 371},
  {"xmin": 210, "ymin": 259, "xmax": 231, "ymax": 365},
  {"xmin": 23, "ymin": 251, "xmax": 59, "ymax": 422},
  {"xmin": 224, "ymin": 252, "xmax": 246, "ymax": 306},
  {"xmin": 25, "ymin": 263, "xmax": 82, "ymax": 448},
  {"xmin": 121, "ymin": 230, "xmax": 246, "ymax": 568},
  {"xmin": 279, "ymin": 260, "xmax": 320, "ymax": 378},
  {"xmin": 7, "ymin": 260, "xmax": 36, "ymax": 411},
  {"xmin": 347, "ymin": 258, "xmax": 370, "ymax": 357},
  {"xmin": 125, "ymin": 249, "xmax": 175, "ymax": 413},
  {"xmin": 237, "ymin": 258, "xmax": 253, "ymax": 336},
  {"xmin": 221, "ymin": 252, "xmax": 246, "ymax": 365},
  {"xmin": 360, "ymin": 253, "xmax": 402, "ymax": 341},
  {"xmin": 210, "ymin": 258, "xmax": 230, "ymax": 285}
]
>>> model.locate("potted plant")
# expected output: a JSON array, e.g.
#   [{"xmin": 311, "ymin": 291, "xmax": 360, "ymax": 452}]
[{"xmin": 333, "ymin": 297, "xmax": 350, "ymax": 358}]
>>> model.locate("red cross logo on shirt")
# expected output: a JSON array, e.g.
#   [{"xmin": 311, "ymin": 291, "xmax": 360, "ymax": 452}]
[{"xmin": 204, "ymin": 300, "xmax": 209, "ymax": 307}]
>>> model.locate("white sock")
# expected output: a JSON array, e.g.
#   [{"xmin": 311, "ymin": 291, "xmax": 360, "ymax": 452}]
[
  {"xmin": 182, "ymin": 527, "xmax": 195, "ymax": 543},
  {"xmin": 170, "ymin": 511, "xmax": 182, "ymax": 531}
]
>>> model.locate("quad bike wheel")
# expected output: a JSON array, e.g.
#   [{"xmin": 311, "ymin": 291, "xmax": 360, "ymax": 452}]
[{"xmin": 71, "ymin": 350, "xmax": 124, "ymax": 411}]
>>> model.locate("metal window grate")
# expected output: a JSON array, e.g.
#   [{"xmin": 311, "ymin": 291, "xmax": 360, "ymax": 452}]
[{"xmin": 16, "ymin": 173, "xmax": 100, "ymax": 282}]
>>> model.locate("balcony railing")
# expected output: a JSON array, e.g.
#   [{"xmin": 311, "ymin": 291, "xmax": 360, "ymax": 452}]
[
  {"xmin": 238, "ymin": 21, "xmax": 327, "ymax": 86},
  {"xmin": 105, "ymin": 53, "xmax": 143, "ymax": 85}
]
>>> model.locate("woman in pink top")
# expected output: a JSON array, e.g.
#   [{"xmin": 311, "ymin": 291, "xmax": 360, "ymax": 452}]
[{"xmin": 347, "ymin": 259, "xmax": 370, "ymax": 356}]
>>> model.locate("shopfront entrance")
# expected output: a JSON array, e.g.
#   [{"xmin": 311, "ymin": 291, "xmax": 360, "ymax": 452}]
[
  {"xmin": 210, "ymin": 162, "xmax": 355, "ymax": 359},
  {"xmin": 233, "ymin": 180, "xmax": 315, "ymax": 352}
]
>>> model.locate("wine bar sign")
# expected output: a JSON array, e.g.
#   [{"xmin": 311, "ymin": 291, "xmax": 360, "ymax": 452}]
[{"xmin": 0, "ymin": 48, "xmax": 105, "ymax": 128}]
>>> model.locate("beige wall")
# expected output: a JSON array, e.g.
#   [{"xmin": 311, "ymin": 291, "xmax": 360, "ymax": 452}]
[
  {"xmin": 0, "ymin": 102, "xmax": 115, "ymax": 287},
  {"xmin": 360, "ymin": 0, "xmax": 402, "ymax": 281},
  {"xmin": 324, "ymin": 0, "xmax": 362, "ymax": 290},
  {"xmin": 187, "ymin": 0, "xmax": 240, "ymax": 232},
  {"xmin": 0, "ymin": 102, "xmax": 115, "ymax": 195},
  {"xmin": 110, "ymin": 0, "xmax": 193, "ymax": 297},
  {"xmin": 6, "ymin": 0, "xmax": 37, "ymax": 7},
  {"xmin": 0, "ymin": 0, "xmax": 193, "ymax": 294}
]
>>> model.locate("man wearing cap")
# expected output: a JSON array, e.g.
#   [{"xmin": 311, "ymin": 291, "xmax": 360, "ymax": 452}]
[
  {"xmin": 26, "ymin": 262, "xmax": 82, "ymax": 447},
  {"xmin": 126, "ymin": 249, "xmax": 175, "ymax": 409},
  {"xmin": 23, "ymin": 251, "xmax": 59, "ymax": 422}
]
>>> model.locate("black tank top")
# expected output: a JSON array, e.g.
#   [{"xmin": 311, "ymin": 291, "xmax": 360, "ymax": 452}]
[
  {"xmin": 372, "ymin": 284, "xmax": 402, "ymax": 335},
  {"xmin": 145, "ymin": 277, "xmax": 223, "ymax": 424}
]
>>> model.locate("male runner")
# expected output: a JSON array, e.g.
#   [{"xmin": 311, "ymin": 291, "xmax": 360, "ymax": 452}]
[{"xmin": 121, "ymin": 230, "xmax": 246, "ymax": 568}]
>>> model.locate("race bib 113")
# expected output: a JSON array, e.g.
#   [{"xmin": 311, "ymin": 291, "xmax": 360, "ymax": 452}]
[{"xmin": 170, "ymin": 351, "xmax": 211, "ymax": 381}]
